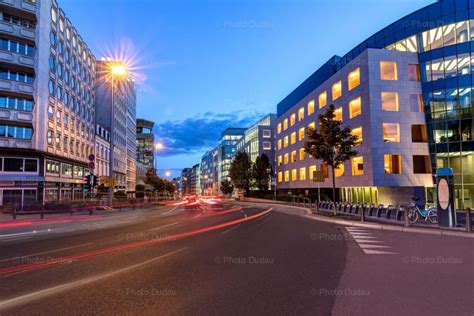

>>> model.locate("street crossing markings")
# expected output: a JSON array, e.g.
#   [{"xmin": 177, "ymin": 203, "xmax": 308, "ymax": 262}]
[{"xmin": 345, "ymin": 227, "xmax": 397, "ymax": 255}]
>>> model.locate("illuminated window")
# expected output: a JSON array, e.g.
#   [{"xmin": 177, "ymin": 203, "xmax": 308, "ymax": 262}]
[
  {"xmin": 309, "ymin": 165, "xmax": 317, "ymax": 180},
  {"xmin": 319, "ymin": 91, "xmax": 327, "ymax": 109},
  {"xmin": 335, "ymin": 164, "xmax": 344, "ymax": 177},
  {"xmin": 278, "ymin": 155, "xmax": 283, "ymax": 166},
  {"xmin": 384, "ymin": 155, "xmax": 402, "ymax": 174},
  {"xmin": 408, "ymin": 64, "xmax": 420, "ymax": 81},
  {"xmin": 291, "ymin": 150, "xmax": 297, "ymax": 163},
  {"xmin": 349, "ymin": 97, "xmax": 361, "ymax": 118},
  {"xmin": 283, "ymin": 119, "xmax": 288, "ymax": 130},
  {"xmin": 308, "ymin": 100, "xmax": 315, "ymax": 115},
  {"xmin": 299, "ymin": 148, "xmax": 305, "ymax": 160},
  {"xmin": 334, "ymin": 107, "xmax": 343, "ymax": 122},
  {"xmin": 277, "ymin": 123, "xmax": 282, "ymax": 134},
  {"xmin": 298, "ymin": 127, "xmax": 305, "ymax": 141},
  {"xmin": 410, "ymin": 94, "xmax": 424, "ymax": 112},
  {"xmin": 278, "ymin": 172, "xmax": 283, "ymax": 183},
  {"xmin": 290, "ymin": 132, "xmax": 296, "ymax": 144},
  {"xmin": 321, "ymin": 164, "xmax": 329, "ymax": 178},
  {"xmin": 284, "ymin": 153, "xmax": 289, "ymax": 164},
  {"xmin": 299, "ymin": 167, "xmax": 306, "ymax": 181},
  {"xmin": 351, "ymin": 157, "xmax": 364, "ymax": 176},
  {"xmin": 380, "ymin": 61, "xmax": 398, "ymax": 80},
  {"xmin": 291, "ymin": 169, "xmax": 297, "ymax": 181},
  {"xmin": 348, "ymin": 68, "xmax": 360, "ymax": 91},
  {"xmin": 284, "ymin": 136, "xmax": 289, "ymax": 147},
  {"xmin": 383, "ymin": 123, "xmax": 400, "ymax": 143},
  {"xmin": 290, "ymin": 113, "xmax": 296, "ymax": 126},
  {"xmin": 284, "ymin": 171, "xmax": 290, "ymax": 182},
  {"xmin": 278, "ymin": 139, "xmax": 282, "ymax": 150},
  {"xmin": 332, "ymin": 81, "xmax": 342, "ymax": 100},
  {"xmin": 308, "ymin": 122, "xmax": 315, "ymax": 130},
  {"xmin": 381, "ymin": 92, "xmax": 399, "ymax": 111},
  {"xmin": 298, "ymin": 107, "xmax": 304, "ymax": 121},
  {"xmin": 352, "ymin": 127, "xmax": 362, "ymax": 146}
]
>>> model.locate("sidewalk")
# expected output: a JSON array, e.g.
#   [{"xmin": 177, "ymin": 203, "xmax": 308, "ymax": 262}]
[{"xmin": 238, "ymin": 198, "xmax": 474, "ymax": 238}]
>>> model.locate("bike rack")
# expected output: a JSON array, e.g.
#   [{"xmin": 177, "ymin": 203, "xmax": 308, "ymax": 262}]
[
  {"xmin": 396, "ymin": 205, "xmax": 405, "ymax": 221},
  {"xmin": 376, "ymin": 204, "xmax": 384, "ymax": 218},
  {"xmin": 386, "ymin": 205, "xmax": 395, "ymax": 219},
  {"xmin": 368, "ymin": 204, "xmax": 375, "ymax": 216}
]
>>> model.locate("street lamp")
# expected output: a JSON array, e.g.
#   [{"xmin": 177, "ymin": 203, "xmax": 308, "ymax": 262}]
[
  {"xmin": 154, "ymin": 142, "xmax": 164, "ymax": 169},
  {"xmin": 108, "ymin": 61, "xmax": 128, "ymax": 206},
  {"xmin": 165, "ymin": 171, "xmax": 171, "ymax": 178}
]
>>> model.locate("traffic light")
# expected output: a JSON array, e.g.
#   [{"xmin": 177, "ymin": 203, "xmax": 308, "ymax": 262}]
[{"xmin": 85, "ymin": 175, "xmax": 98, "ymax": 187}]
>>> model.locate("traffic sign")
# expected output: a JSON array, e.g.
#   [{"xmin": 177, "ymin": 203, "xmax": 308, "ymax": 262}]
[
  {"xmin": 88, "ymin": 154, "xmax": 95, "ymax": 161},
  {"xmin": 88, "ymin": 162, "xmax": 95, "ymax": 170}
]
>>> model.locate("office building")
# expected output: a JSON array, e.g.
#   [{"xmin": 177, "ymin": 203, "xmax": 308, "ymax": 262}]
[
  {"xmin": 0, "ymin": 0, "xmax": 96, "ymax": 207},
  {"xmin": 136, "ymin": 118, "xmax": 154, "ymax": 169},
  {"xmin": 94, "ymin": 124, "xmax": 110, "ymax": 182}
]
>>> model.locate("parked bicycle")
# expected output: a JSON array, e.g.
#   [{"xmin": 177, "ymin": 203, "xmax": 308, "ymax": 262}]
[{"xmin": 407, "ymin": 197, "xmax": 438, "ymax": 224}]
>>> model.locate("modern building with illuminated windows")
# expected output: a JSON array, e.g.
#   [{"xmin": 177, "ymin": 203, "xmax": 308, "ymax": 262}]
[
  {"xmin": 0, "ymin": 0, "xmax": 97, "ymax": 208},
  {"xmin": 276, "ymin": 0, "xmax": 474, "ymax": 208}
]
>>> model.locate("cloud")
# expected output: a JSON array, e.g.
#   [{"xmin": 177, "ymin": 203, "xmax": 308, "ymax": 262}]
[{"xmin": 154, "ymin": 111, "xmax": 266, "ymax": 157}]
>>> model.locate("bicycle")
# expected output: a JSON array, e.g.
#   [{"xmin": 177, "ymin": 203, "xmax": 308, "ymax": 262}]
[{"xmin": 407, "ymin": 197, "xmax": 438, "ymax": 224}]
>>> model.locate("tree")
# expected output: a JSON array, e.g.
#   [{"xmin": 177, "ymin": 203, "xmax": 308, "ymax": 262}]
[
  {"xmin": 220, "ymin": 179, "xmax": 234, "ymax": 196},
  {"xmin": 229, "ymin": 151, "xmax": 253, "ymax": 196},
  {"xmin": 304, "ymin": 104, "xmax": 359, "ymax": 208},
  {"xmin": 252, "ymin": 153, "xmax": 272, "ymax": 191}
]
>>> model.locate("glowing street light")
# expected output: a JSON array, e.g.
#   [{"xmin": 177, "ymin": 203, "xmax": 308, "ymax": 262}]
[
  {"xmin": 155, "ymin": 142, "xmax": 164, "ymax": 151},
  {"xmin": 165, "ymin": 171, "xmax": 171, "ymax": 177}
]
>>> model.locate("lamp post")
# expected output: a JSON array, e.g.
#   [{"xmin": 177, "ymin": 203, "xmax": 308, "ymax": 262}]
[
  {"xmin": 154, "ymin": 142, "xmax": 163, "ymax": 170},
  {"xmin": 108, "ymin": 61, "xmax": 128, "ymax": 206}
]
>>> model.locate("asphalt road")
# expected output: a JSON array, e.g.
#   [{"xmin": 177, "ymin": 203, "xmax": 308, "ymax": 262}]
[
  {"xmin": 0, "ymin": 202, "xmax": 347, "ymax": 315},
  {"xmin": 0, "ymin": 202, "xmax": 472, "ymax": 315}
]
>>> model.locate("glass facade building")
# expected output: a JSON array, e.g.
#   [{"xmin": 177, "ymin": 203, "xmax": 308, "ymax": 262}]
[{"xmin": 277, "ymin": 0, "xmax": 473, "ymax": 208}]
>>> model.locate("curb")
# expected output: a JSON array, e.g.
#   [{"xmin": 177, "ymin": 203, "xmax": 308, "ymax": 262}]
[{"xmin": 237, "ymin": 201, "xmax": 473, "ymax": 238}]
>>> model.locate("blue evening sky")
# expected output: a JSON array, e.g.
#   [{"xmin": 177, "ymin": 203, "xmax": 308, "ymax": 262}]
[{"xmin": 60, "ymin": 0, "xmax": 432, "ymax": 177}]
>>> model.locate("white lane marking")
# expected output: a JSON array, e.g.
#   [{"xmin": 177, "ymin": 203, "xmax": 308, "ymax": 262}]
[
  {"xmin": 345, "ymin": 227, "xmax": 397, "ymax": 255},
  {"xmin": 0, "ymin": 242, "xmax": 94, "ymax": 263},
  {"xmin": 220, "ymin": 224, "xmax": 241, "ymax": 235},
  {"xmin": 0, "ymin": 248, "xmax": 186, "ymax": 312},
  {"xmin": 0, "ymin": 229, "xmax": 52, "ymax": 240},
  {"xmin": 147, "ymin": 222, "xmax": 179, "ymax": 232}
]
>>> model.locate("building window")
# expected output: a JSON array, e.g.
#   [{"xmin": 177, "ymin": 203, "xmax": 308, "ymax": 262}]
[
  {"xmin": 319, "ymin": 91, "xmax": 327, "ymax": 109},
  {"xmin": 284, "ymin": 153, "xmax": 289, "ymax": 164},
  {"xmin": 349, "ymin": 97, "xmax": 361, "ymax": 119},
  {"xmin": 56, "ymin": 111, "xmax": 61, "ymax": 124},
  {"xmin": 49, "ymin": 79, "xmax": 55, "ymax": 95},
  {"xmin": 56, "ymin": 133, "xmax": 61, "ymax": 147},
  {"xmin": 277, "ymin": 123, "xmax": 282, "ymax": 134},
  {"xmin": 278, "ymin": 155, "xmax": 282, "ymax": 166},
  {"xmin": 47, "ymin": 130, "xmax": 53, "ymax": 145},
  {"xmin": 298, "ymin": 127, "xmax": 305, "ymax": 141},
  {"xmin": 0, "ymin": 125, "xmax": 32, "ymax": 139},
  {"xmin": 352, "ymin": 127, "xmax": 362, "ymax": 146},
  {"xmin": 380, "ymin": 61, "xmax": 398, "ymax": 80},
  {"xmin": 299, "ymin": 148, "xmax": 305, "ymax": 160},
  {"xmin": 334, "ymin": 107, "xmax": 343, "ymax": 122},
  {"xmin": 277, "ymin": 139, "xmax": 282, "ymax": 150},
  {"xmin": 332, "ymin": 81, "xmax": 342, "ymax": 101},
  {"xmin": 0, "ymin": 96, "xmax": 33, "ymax": 111},
  {"xmin": 50, "ymin": 31, "xmax": 56, "ymax": 47},
  {"xmin": 299, "ymin": 167, "xmax": 306, "ymax": 181},
  {"xmin": 284, "ymin": 171, "xmax": 289, "ymax": 182},
  {"xmin": 384, "ymin": 155, "xmax": 402, "ymax": 174},
  {"xmin": 262, "ymin": 129, "xmax": 271, "ymax": 138},
  {"xmin": 309, "ymin": 165, "xmax": 317, "ymax": 180},
  {"xmin": 413, "ymin": 155, "xmax": 431, "ymax": 174},
  {"xmin": 348, "ymin": 68, "xmax": 360, "ymax": 91},
  {"xmin": 290, "ymin": 113, "xmax": 296, "ymax": 126},
  {"xmin": 283, "ymin": 119, "xmax": 288, "ymax": 130},
  {"xmin": 381, "ymin": 92, "xmax": 399, "ymax": 111},
  {"xmin": 4, "ymin": 158, "xmax": 24, "ymax": 172},
  {"xmin": 410, "ymin": 94, "xmax": 424, "ymax": 112},
  {"xmin": 408, "ymin": 64, "xmax": 420, "ymax": 81},
  {"xmin": 412, "ymin": 125, "xmax": 428, "ymax": 143},
  {"xmin": 0, "ymin": 69, "xmax": 34, "ymax": 83},
  {"xmin": 278, "ymin": 172, "xmax": 282, "ymax": 183},
  {"xmin": 283, "ymin": 136, "xmax": 289, "ymax": 148},
  {"xmin": 383, "ymin": 123, "xmax": 400, "ymax": 143},
  {"xmin": 291, "ymin": 150, "xmax": 297, "ymax": 163},
  {"xmin": 298, "ymin": 107, "xmax": 304, "ymax": 121},
  {"xmin": 335, "ymin": 164, "xmax": 344, "ymax": 177},
  {"xmin": 0, "ymin": 38, "xmax": 35, "ymax": 56},
  {"xmin": 290, "ymin": 132, "xmax": 296, "ymax": 145},
  {"xmin": 291, "ymin": 169, "xmax": 297, "ymax": 181},
  {"xmin": 48, "ymin": 105, "xmax": 54, "ymax": 120},
  {"xmin": 321, "ymin": 164, "xmax": 329, "ymax": 178},
  {"xmin": 263, "ymin": 141, "xmax": 271, "ymax": 150},
  {"xmin": 351, "ymin": 157, "xmax": 364, "ymax": 176},
  {"xmin": 51, "ymin": 7, "xmax": 57, "ymax": 22},
  {"xmin": 307, "ymin": 100, "xmax": 315, "ymax": 115},
  {"xmin": 308, "ymin": 122, "xmax": 315, "ymax": 130}
]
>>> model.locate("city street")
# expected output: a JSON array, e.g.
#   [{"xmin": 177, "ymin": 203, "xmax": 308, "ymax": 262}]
[{"xmin": 0, "ymin": 202, "xmax": 472, "ymax": 315}]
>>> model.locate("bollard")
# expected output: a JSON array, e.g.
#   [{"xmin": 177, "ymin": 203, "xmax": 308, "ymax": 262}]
[
  {"xmin": 466, "ymin": 208, "xmax": 471, "ymax": 232},
  {"xmin": 404, "ymin": 205, "xmax": 410, "ymax": 227},
  {"xmin": 361, "ymin": 204, "xmax": 365, "ymax": 222}
]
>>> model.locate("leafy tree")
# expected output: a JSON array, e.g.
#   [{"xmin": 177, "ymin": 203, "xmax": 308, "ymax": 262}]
[
  {"xmin": 304, "ymin": 104, "xmax": 358, "ymax": 208},
  {"xmin": 229, "ymin": 151, "xmax": 253, "ymax": 196},
  {"xmin": 252, "ymin": 153, "xmax": 272, "ymax": 191},
  {"xmin": 220, "ymin": 179, "xmax": 234, "ymax": 196}
]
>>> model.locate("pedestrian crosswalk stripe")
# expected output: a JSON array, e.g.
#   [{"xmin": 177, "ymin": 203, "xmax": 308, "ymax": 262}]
[
  {"xmin": 345, "ymin": 227, "xmax": 397, "ymax": 255},
  {"xmin": 362, "ymin": 249, "xmax": 397, "ymax": 255}
]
